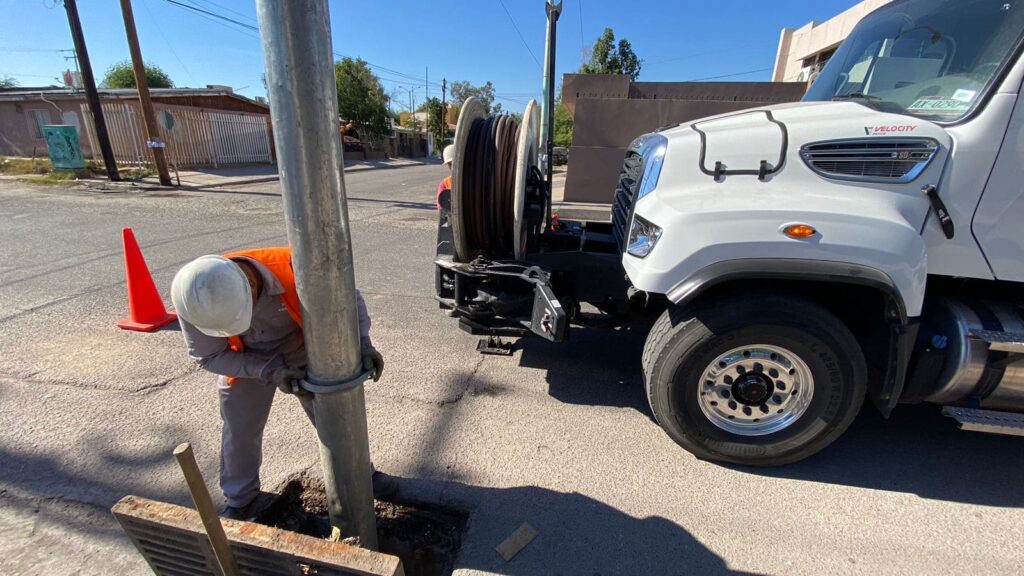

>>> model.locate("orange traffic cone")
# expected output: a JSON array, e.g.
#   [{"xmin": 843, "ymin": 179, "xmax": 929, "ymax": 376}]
[{"xmin": 117, "ymin": 227, "xmax": 177, "ymax": 332}]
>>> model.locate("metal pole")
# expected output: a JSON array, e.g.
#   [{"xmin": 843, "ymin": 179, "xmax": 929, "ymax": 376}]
[
  {"xmin": 118, "ymin": 0, "xmax": 172, "ymax": 186},
  {"xmin": 63, "ymin": 0, "xmax": 120, "ymax": 181},
  {"xmin": 539, "ymin": 0, "xmax": 562, "ymax": 219},
  {"xmin": 540, "ymin": 0, "xmax": 562, "ymax": 189},
  {"xmin": 255, "ymin": 0, "xmax": 378, "ymax": 549}
]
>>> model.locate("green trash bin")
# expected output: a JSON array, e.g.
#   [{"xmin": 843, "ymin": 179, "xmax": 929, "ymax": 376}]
[{"xmin": 42, "ymin": 124, "xmax": 86, "ymax": 170}]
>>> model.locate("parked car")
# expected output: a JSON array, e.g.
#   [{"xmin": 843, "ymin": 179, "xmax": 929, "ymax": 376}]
[
  {"xmin": 552, "ymin": 146, "xmax": 568, "ymax": 166},
  {"xmin": 343, "ymin": 135, "xmax": 364, "ymax": 153}
]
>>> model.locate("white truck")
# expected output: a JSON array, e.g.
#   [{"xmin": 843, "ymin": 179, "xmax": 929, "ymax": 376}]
[{"xmin": 436, "ymin": 0, "xmax": 1024, "ymax": 465}]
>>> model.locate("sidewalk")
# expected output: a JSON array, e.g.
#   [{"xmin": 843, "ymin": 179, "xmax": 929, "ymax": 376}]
[
  {"xmin": 167, "ymin": 157, "xmax": 437, "ymax": 189},
  {"xmin": 27, "ymin": 157, "xmax": 440, "ymax": 194}
]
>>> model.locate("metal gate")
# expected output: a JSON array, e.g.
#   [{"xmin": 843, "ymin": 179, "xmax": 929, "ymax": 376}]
[{"xmin": 80, "ymin": 102, "xmax": 273, "ymax": 168}]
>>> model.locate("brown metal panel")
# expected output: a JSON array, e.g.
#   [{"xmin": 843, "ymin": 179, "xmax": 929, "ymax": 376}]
[
  {"xmin": 571, "ymin": 98, "xmax": 767, "ymax": 149},
  {"xmin": 628, "ymin": 81, "xmax": 808, "ymax": 102},
  {"xmin": 561, "ymin": 74, "xmax": 631, "ymax": 115},
  {"xmin": 563, "ymin": 146, "xmax": 628, "ymax": 204}
]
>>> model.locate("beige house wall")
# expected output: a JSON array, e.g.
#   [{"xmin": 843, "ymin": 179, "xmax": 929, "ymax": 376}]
[
  {"xmin": 772, "ymin": 0, "xmax": 891, "ymax": 82},
  {"xmin": 0, "ymin": 100, "xmax": 93, "ymax": 158}
]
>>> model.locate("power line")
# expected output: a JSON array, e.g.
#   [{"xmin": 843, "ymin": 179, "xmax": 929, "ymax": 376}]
[
  {"xmin": 142, "ymin": 0, "xmax": 195, "ymax": 84},
  {"xmin": 0, "ymin": 47, "xmax": 66, "ymax": 53},
  {"xmin": 495, "ymin": 0, "xmax": 541, "ymax": 69},
  {"xmin": 0, "ymin": 71, "xmax": 60, "ymax": 78},
  {"xmin": 686, "ymin": 67, "xmax": 773, "ymax": 82},
  {"xmin": 159, "ymin": 0, "xmax": 523, "ymax": 108},
  {"xmin": 159, "ymin": 0, "xmax": 439, "ymax": 88},
  {"xmin": 162, "ymin": 0, "xmax": 258, "ymax": 31},
  {"xmin": 189, "ymin": 0, "xmax": 257, "ymax": 24},
  {"xmin": 578, "ymin": 0, "xmax": 585, "ymax": 64}
]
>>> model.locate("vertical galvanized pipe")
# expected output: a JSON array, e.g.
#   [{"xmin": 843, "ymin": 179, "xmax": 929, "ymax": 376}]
[
  {"xmin": 539, "ymin": 1, "xmax": 555, "ymax": 170},
  {"xmin": 255, "ymin": 0, "xmax": 378, "ymax": 549},
  {"xmin": 539, "ymin": 1, "xmax": 562, "ymax": 178}
]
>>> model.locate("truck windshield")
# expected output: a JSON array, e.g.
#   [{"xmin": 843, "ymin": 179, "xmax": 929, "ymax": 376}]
[{"xmin": 804, "ymin": 0, "xmax": 1024, "ymax": 122}]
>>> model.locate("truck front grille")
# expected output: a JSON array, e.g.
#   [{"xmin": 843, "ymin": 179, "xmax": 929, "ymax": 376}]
[
  {"xmin": 613, "ymin": 151, "xmax": 643, "ymax": 251},
  {"xmin": 800, "ymin": 138, "xmax": 938, "ymax": 184}
]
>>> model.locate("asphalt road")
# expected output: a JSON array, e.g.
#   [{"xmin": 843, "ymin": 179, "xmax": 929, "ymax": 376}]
[{"xmin": 0, "ymin": 162, "xmax": 1022, "ymax": 575}]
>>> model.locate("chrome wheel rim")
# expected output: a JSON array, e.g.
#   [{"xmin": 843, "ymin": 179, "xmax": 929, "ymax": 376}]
[{"xmin": 696, "ymin": 344, "xmax": 814, "ymax": 436}]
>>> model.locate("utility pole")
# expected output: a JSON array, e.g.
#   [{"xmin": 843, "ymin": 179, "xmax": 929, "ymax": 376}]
[
  {"xmin": 442, "ymin": 78, "xmax": 447, "ymax": 136},
  {"xmin": 256, "ymin": 0, "xmax": 378, "ymax": 549},
  {"xmin": 540, "ymin": 0, "xmax": 562, "ymax": 190},
  {"xmin": 425, "ymin": 67, "xmax": 429, "ymax": 154},
  {"xmin": 63, "ymin": 0, "xmax": 120, "ymax": 181},
  {"xmin": 118, "ymin": 0, "xmax": 172, "ymax": 186}
]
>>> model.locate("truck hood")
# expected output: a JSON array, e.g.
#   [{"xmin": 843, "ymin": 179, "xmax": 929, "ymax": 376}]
[{"xmin": 654, "ymin": 100, "xmax": 951, "ymax": 181}]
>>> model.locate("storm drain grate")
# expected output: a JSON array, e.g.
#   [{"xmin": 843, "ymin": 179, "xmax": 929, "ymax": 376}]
[{"xmin": 112, "ymin": 495, "xmax": 404, "ymax": 576}]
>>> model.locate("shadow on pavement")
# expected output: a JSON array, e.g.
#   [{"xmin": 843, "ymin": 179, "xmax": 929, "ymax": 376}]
[
  {"xmin": 0, "ymin": 489, "xmax": 132, "ymax": 550},
  {"xmin": 347, "ymin": 196, "xmax": 437, "ymax": 211},
  {"xmin": 517, "ymin": 319, "xmax": 654, "ymax": 414},
  {"xmin": 0, "ymin": 426, "xmax": 196, "ymax": 516},
  {"xmin": 515, "ymin": 318, "xmax": 1024, "ymax": 508},
  {"xmin": 398, "ymin": 367, "xmax": 751, "ymax": 574},
  {"xmin": 399, "ymin": 478, "xmax": 755, "ymax": 575},
  {"xmin": 753, "ymin": 403, "xmax": 1024, "ymax": 508}
]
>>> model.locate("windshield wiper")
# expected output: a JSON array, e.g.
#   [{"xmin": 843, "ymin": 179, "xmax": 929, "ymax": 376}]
[{"xmin": 832, "ymin": 92, "xmax": 882, "ymax": 102}]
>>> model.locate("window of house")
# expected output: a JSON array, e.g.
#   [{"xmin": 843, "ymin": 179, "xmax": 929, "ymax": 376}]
[{"xmin": 27, "ymin": 109, "xmax": 52, "ymax": 139}]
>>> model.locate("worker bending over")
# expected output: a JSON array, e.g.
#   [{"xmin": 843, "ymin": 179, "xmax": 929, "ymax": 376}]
[{"xmin": 171, "ymin": 247, "xmax": 393, "ymax": 520}]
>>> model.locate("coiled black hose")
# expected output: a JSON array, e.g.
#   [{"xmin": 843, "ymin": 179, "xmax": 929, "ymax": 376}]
[{"xmin": 459, "ymin": 114, "xmax": 520, "ymax": 259}]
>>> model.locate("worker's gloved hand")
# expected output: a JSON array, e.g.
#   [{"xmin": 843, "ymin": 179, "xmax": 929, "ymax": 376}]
[
  {"xmin": 267, "ymin": 364, "xmax": 308, "ymax": 396},
  {"xmin": 362, "ymin": 344, "xmax": 384, "ymax": 382}
]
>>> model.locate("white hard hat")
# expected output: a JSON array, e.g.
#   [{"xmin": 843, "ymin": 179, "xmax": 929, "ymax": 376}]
[
  {"xmin": 171, "ymin": 255, "xmax": 253, "ymax": 337},
  {"xmin": 443, "ymin": 144, "xmax": 455, "ymax": 165}
]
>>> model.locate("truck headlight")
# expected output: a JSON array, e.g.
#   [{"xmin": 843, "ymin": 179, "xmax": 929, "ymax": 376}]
[
  {"xmin": 636, "ymin": 135, "xmax": 668, "ymax": 201},
  {"xmin": 627, "ymin": 215, "xmax": 662, "ymax": 258}
]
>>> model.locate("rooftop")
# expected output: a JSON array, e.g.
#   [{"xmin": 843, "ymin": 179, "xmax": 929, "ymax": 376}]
[{"xmin": 0, "ymin": 86, "xmax": 268, "ymax": 110}]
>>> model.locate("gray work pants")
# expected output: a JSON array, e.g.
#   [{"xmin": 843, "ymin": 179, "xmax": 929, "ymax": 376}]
[{"xmin": 217, "ymin": 376, "xmax": 314, "ymax": 508}]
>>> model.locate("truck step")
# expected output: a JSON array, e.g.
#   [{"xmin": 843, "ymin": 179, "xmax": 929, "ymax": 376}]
[
  {"xmin": 942, "ymin": 406, "xmax": 1024, "ymax": 437},
  {"xmin": 969, "ymin": 329, "xmax": 1024, "ymax": 353}
]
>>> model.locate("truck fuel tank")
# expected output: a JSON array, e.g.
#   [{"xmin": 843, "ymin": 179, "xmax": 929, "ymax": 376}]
[{"xmin": 908, "ymin": 298, "xmax": 1024, "ymax": 411}]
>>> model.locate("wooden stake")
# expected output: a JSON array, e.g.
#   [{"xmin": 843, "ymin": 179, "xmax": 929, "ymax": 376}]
[{"xmin": 173, "ymin": 443, "xmax": 240, "ymax": 576}]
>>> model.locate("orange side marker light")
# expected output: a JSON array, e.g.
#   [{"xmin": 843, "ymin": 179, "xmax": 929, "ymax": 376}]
[{"xmin": 783, "ymin": 224, "xmax": 816, "ymax": 239}]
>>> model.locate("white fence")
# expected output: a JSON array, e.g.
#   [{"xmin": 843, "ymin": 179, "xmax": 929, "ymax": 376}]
[{"xmin": 80, "ymin": 102, "xmax": 273, "ymax": 168}]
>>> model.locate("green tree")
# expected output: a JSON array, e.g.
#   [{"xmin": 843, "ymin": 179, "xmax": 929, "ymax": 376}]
[
  {"xmin": 0, "ymin": 75, "xmax": 18, "ymax": 89},
  {"xmin": 422, "ymin": 97, "xmax": 447, "ymax": 153},
  {"xmin": 450, "ymin": 80, "xmax": 497, "ymax": 114},
  {"xmin": 580, "ymin": 28, "xmax": 642, "ymax": 80},
  {"xmin": 102, "ymin": 60, "xmax": 174, "ymax": 88},
  {"xmin": 553, "ymin": 93, "xmax": 573, "ymax": 148},
  {"xmin": 335, "ymin": 57, "xmax": 391, "ymax": 144},
  {"xmin": 401, "ymin": 113, "xmax": 423, "ymax": 132}
]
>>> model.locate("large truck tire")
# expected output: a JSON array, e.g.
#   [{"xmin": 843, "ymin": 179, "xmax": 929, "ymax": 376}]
[{"xmin": 642, "ymin": 293, "xmax": 866, "ymax": 466}]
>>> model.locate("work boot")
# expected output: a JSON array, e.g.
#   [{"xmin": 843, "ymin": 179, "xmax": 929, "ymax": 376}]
[
  {"xmin": 219, "ymin": 493, "xmax": 269, "ymax": 522},
  {"xmin": 372, "ymin": 471, "xmax": 399, "ymax": 499},
  {"xmin": 220, "ymin": 502, "xmax": 258, "ymax": 522}
]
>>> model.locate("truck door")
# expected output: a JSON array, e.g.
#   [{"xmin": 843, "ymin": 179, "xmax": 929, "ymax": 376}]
[{"xmin": 973, "ymin": 82, "xmax": 1024, "ymax": 281}]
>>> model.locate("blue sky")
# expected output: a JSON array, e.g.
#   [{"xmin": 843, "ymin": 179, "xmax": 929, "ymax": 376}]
[{"xmin": 2, "ymin": 0, "xmax": 858, "ymax": 111}]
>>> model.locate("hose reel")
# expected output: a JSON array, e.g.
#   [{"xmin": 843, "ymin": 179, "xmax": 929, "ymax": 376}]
[{"xmin": 451, "ymin": 97, "xmax": 545, "ymax": 263}]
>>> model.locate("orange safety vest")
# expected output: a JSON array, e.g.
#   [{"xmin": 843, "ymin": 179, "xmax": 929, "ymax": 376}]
[
  {"xmin": 222, "ymin": 247, "xmax": 302, "ymax": 384},
  {"xmin": 437, "ymin": 175, "xmax": 452, "ymax": 209}
]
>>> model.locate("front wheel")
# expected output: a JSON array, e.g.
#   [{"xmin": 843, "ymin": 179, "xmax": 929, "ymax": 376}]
[{"xmin": 643, "ymin": 294, "xmax": 866, "ymax": 466}]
